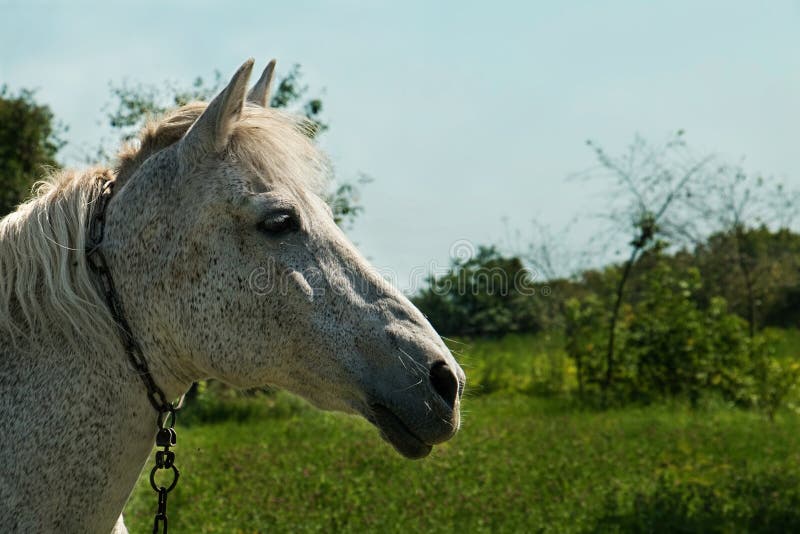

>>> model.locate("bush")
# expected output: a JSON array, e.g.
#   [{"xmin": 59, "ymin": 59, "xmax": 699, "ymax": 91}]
[
  {"xmin": 413, "ymin": 246, "xmax": 545, "ymax": 337},
  {"xmin": 625, "ymin": 264, "xmax": 751, "ymax": 405},
  {"xmin": 564, "ymin": 295, "xmax": 610, "ymax": 398},
  {"xmin": 750, "ymin": 333, "xmax": 800, "ymax": 420},
  {"xmin": 562, "ymin": 261, "xmax": 791, "ymax": 408}
]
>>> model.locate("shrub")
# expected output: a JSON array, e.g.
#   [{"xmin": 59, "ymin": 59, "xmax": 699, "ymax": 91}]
[
  {"xmin": 413, "ymin": 246, "xmax": 544, "ymax": 337},
  {"xmin": 564, "ymin": 295, "xmax": 610, "ymax": 398},
  {"xmin": 625, "ymin": 264, "xmax": 752, "ymax": 405},
  {"xmin": 750, "ymin": 332, "xmax": 800, "ymax": 420},
  {"xmin": 563, "ymin": 261, "xmax": 776, "ymax": 408}
]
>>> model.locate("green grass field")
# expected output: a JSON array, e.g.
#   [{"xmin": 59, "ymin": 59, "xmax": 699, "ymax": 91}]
[{"xmin": 123, "ymin": 333, "xmax": 800, "ymax": 533}]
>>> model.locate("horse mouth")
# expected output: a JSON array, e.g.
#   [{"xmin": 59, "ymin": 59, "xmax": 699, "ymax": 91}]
[{"xmin": 367, "ymin": 404, "xmax": 433, "ymax": 459}]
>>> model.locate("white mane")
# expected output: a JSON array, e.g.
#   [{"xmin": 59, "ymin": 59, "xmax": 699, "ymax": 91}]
[{"xmin": 0, "ymin": 168, "xmax": 117, "ymax": 351}]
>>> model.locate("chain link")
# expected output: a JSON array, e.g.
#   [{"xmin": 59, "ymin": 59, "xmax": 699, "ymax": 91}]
[
  {"xmin": 86, "ymin": 176, "xmax": 179, "ymax": 534},
  {"xmin": 150, "ymin": 405, "xmax": 180, "ymax": 534}
]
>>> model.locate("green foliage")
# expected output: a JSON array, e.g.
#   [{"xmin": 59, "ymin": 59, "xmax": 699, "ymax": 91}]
[
  {"xmin": 268, "ymin": 64, "xmax": 327, "ymax": 138},
  {"xmin": 761, "ymin": 326, "xmax": 800, "ymax": 361},
  {"xmin": 326, "ymin": 173, "xmax": 372, "ymax": 230},
  {"xmin": 624, "ymin": 263, "xmax": 751, "ymax": 404},
  {"xmin": 105, "ymin": 72, "xmax": 223, "ymax": 143},
  {"xmin": 749, "ymin": 333, "xmax": 800, "ymax": 421},
  {"xmin": 564, "ymin": 294, "xmax": 609, "ymax": 396},
  {"xmin": 696, "ymin": 226, "xmax": 800, "ymax": 330},
  {"xmin": 414, "ymin": 226, "xmax": 800, "ymax": 397},
  {"xmin": 560, "ymin": 259, "xmax": 800, "ymax": 411},
  {"xmin": 414, "ymin": 246, "xmax": 544, "ymax": 337},
  {"xmin": 0, "ymin": 86, "xmax": 65, "ymax": 217}
]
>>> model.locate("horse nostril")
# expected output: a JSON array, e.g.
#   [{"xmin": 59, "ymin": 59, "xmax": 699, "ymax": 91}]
[{"xmin": 429, "ymin": 361, "xmax": 459, "ymax": 410}]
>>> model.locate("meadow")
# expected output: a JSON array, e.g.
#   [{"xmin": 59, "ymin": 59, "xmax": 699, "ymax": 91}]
[{"xmin": 123, "ymin": 332, "xmax": 800, "ymax": 533}]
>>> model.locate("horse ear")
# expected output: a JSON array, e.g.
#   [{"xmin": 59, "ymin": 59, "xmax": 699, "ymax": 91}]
[
  {"xmin": 247, "ymin": 59, "xmax": 277, "ymax": 107},
  {"xmin": 179, "ymin": 58, "xmax": 255, "ymax": 157}
]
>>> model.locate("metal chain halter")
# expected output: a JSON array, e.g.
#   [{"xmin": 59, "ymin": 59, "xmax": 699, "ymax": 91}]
[{"xmin": 86, "ymin": 176, "xmax": 180, "ymax": 534}]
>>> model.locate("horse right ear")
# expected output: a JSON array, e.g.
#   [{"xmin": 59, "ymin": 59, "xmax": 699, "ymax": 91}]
[
  {"xmin": 178, "ymin": 58, "xmax": 255, "ymax": 160},
  {"xmin": 247, "ymin": 59, "xmax": 277, "ymax": 107}
]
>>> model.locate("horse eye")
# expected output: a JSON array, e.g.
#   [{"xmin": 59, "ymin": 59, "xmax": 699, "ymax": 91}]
[{"xmin": 258, "ymin": 212, "xmax": 300, "ymax": 236}]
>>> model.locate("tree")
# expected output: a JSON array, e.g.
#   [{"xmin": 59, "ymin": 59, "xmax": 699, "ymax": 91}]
[
  {"xmin": 581, "ymin": 131, "xmax": 712, "ymax": 392},
  {"xmin": 413, "ymin": 246, "xmax": 542, "ymax": 337},
  {"xmin": 686, "ymin": 165, "xmax": 800, "ymax": 338},
  {"xmin": 0, "ymin": 86, "xmax": 65, "ymax": 217}
]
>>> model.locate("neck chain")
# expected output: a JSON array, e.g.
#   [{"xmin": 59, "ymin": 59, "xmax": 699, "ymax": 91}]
[{"xmin": 86, "ymin": 176, "xmax": 180, "ymax": 534}]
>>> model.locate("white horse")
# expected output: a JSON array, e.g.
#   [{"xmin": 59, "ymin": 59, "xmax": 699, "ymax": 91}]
[{"xmin": 0, "ymin": 58, "xmax": 464, "ymax": 533}]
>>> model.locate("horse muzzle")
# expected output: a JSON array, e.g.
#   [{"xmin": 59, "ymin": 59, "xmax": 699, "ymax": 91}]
[{"xmin": 363, "ymin": 359, "xmax": 465, "ymax": 459}]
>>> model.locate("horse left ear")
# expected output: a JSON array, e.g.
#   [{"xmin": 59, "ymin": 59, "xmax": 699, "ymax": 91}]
[
  {"xmin": 179, "ymin": 58, "xmax": 255, "ymax": 158},
  {"xmin": 247, "ymin": 59, "xmax": 277, "ymax": 107}
]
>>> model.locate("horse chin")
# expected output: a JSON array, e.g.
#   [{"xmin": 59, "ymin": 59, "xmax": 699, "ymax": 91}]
[{"xmin": 366, "ymin": 404, "xmax": 433, "ymax": 459}]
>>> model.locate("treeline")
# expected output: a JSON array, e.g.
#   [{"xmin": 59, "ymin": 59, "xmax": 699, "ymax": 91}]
[
  {"xmin": 414, "ymin": 227, "xmax": 800, "ymax": 413},
  {"xmin": 415, "ymin": 228, "xmax": 800, "ymax": 337}
]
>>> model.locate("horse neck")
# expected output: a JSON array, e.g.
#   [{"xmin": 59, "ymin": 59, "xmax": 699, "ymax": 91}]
[{"xmin": 0, "ymin": 327, "xmax": 171, "ymax": 533}]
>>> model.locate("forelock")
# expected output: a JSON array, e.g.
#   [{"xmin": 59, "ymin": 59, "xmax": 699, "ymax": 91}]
[{"xmin": 115, "ymin": 102, "xmax": 331, "ymax": 197}]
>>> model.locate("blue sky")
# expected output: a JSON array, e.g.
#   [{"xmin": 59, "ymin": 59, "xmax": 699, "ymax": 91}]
[{"xmin": 2, "ymin": 1, "xmax": 800, "ymax": 290}]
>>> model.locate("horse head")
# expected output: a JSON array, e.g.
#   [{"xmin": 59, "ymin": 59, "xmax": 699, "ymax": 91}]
[{"xmin": 105, "ymin": 59, "xmax": 464, "ymax": 458}]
